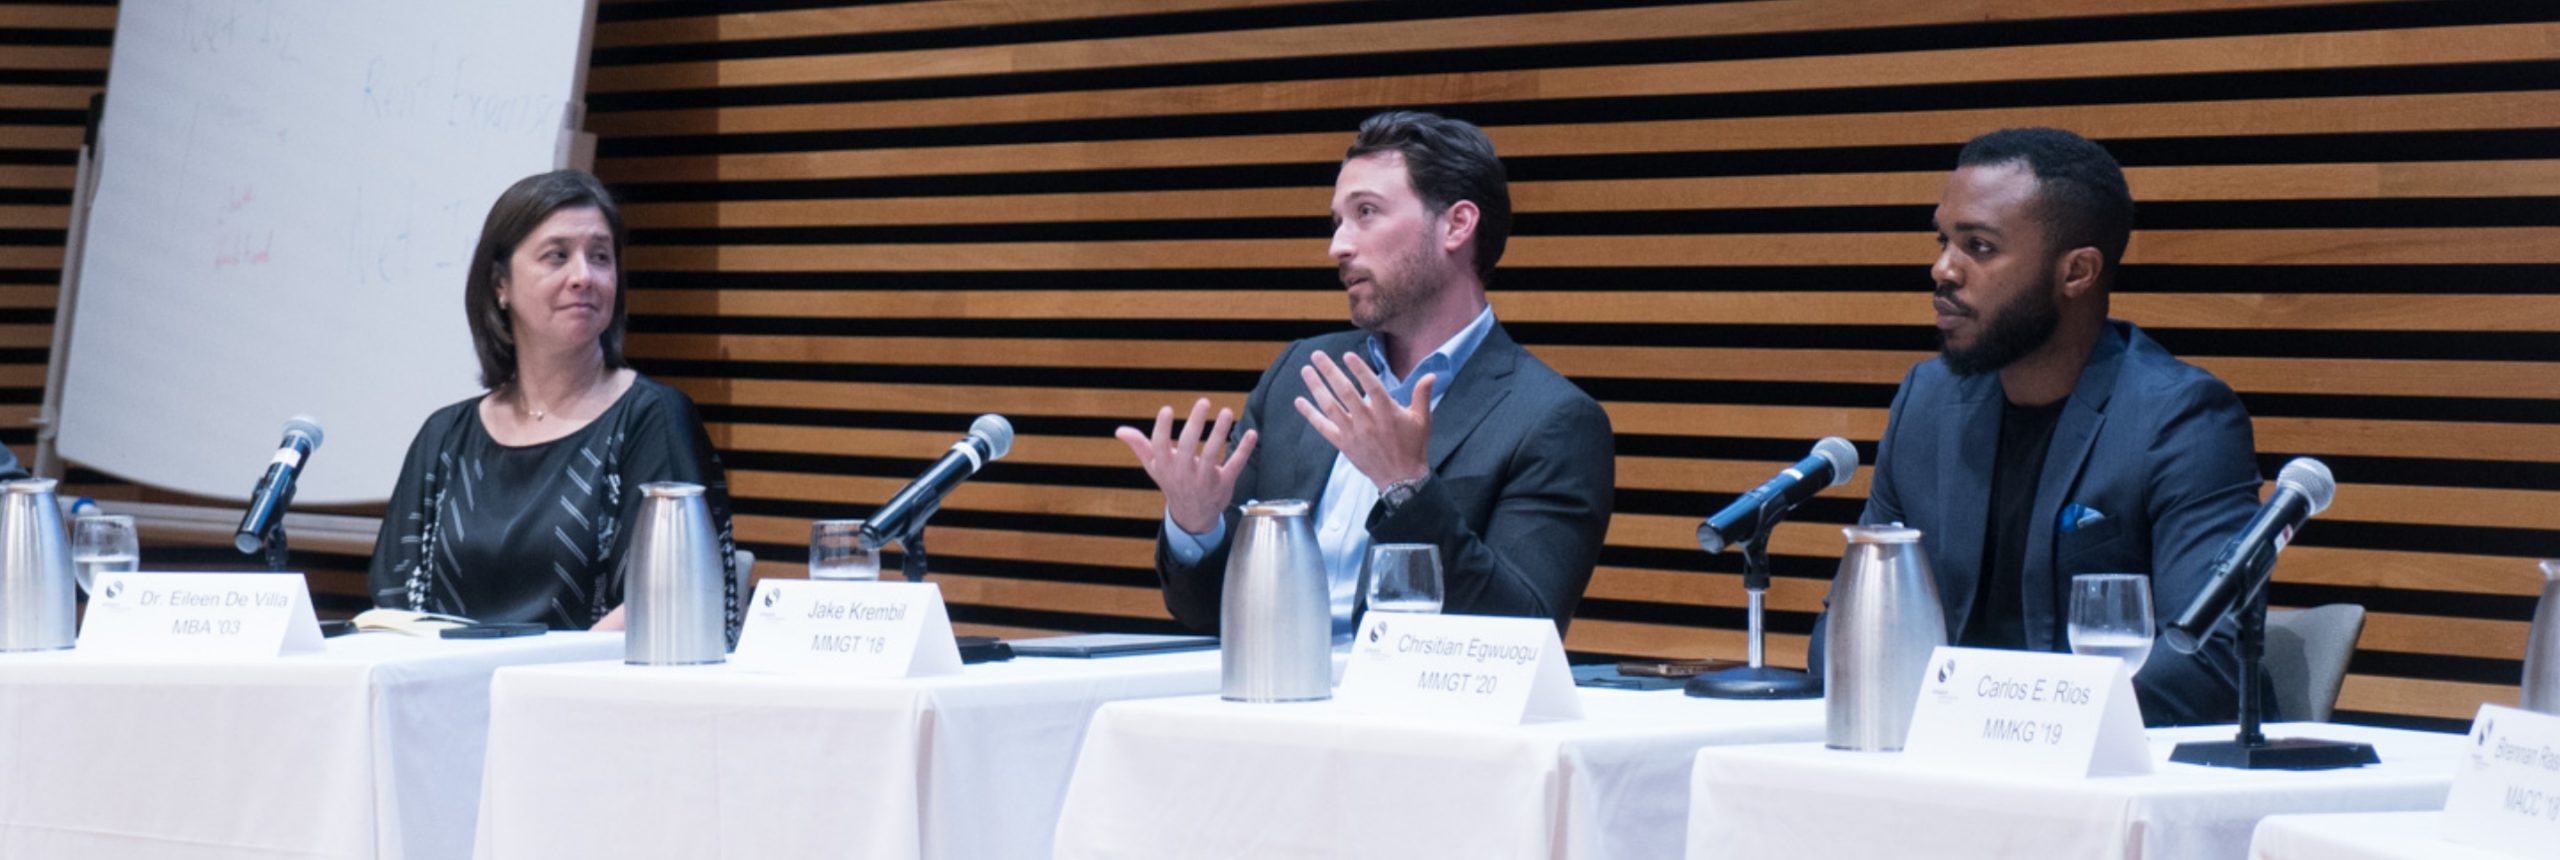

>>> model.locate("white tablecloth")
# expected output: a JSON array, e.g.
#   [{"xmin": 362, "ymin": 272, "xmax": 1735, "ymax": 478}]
[
  {"xmin": 1687, "ymin": 723, "xmax": 2465, "ymax": 860},
  {"xmin": 1053, "ymin": 689, "xmax": 1827, "ymax": 859},
  {"xmin": 471, "ymin": 650, "xmax": 1223, "ymax": 860},
  {"xmin": 2248, "ymin": 810, "xmax": 2514, "ymax": 860},
  {"xmin": 0, "ymin": 630, "xmax": 621, "ymax": 860}
]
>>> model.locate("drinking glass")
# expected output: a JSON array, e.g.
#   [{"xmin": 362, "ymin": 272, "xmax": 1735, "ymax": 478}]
[
  {"xmin": 1365, "ymin": 543, "xmax": 1443, "ymax": 614},
  {"xmin": 71, "ymin": 514, "xmax": 139, "ymax": 595},
  {"xmin": 808, "ymin": 519, "xmax": 880, "ymax": 581},
  {"xmin": 2067, "ymin": 573, "xmax": 2155, "ymax": 676}
]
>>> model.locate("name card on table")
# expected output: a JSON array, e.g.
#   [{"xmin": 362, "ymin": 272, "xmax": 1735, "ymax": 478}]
[
  {"xmin": 1901, "ymin": 646, "xmax": 2150, "ymax": 777},
  {"xmin": 1336, "ymin": 612, "xmax": 1581, "ymax": 724},
  {"xmin": 2444, "ymin": 704, "xmax": 2560, "ymax": 855},
  {"xmin": 77, "ymin": 572, "xmax": 324, "ymax": 658},
  {"xmin": 731, "ymin": 579, "xmax": 962, "ymax": 678}
]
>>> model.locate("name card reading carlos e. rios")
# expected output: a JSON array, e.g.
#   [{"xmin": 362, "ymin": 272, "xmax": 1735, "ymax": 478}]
[
  {"xmin": 1336, "ymin": 613, "xmax": 1581, "ymax": 725},
  {"xmin": 1901, "ymin": 646, "xmax": 2150, "ymax": 777},
  {"xmin": 2444, "ymin": 704, "xmax": 2560, "ymax": 855},
  {"xmin": 77, "ymin": 572, "xmax": 325, "ymax": 658},
  {"xmin": 731, "ymin": 579, "xmax": 962, "ymax": 678}
]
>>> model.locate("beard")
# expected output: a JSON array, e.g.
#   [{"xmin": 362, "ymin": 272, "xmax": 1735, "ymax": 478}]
[
  {"xmin": 1346, "ymin": 231, "xmax": 1446, "ymax": 334},
  {"xmin": 1938, "ymin": 271, "xmax": 2061, "ymax": 377}
]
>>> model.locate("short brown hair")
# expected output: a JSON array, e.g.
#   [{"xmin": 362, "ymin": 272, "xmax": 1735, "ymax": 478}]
[
  {"xmin": 1344, "ymin": 110, "xmax": 1512, "ymax": 282},
  {"xmin": 463, "ymin": 170, "xmax": 629, "ymax": 390}
]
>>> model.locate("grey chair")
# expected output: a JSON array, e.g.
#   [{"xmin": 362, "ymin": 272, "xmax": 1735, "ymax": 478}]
[{"xmin": 2261, "ymin": 604, "xmax": 2365, "ymax": 723}]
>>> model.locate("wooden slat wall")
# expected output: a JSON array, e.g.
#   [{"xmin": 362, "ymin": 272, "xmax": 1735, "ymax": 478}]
[{"xmin": 15, "ymin": 0, "xmax": 2554, "ymax": 728}]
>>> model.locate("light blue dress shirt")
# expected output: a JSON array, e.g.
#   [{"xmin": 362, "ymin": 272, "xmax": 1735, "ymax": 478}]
[{"xmin": 1166, "ymin": 306, "xmax": 1498, "ymax": 639}]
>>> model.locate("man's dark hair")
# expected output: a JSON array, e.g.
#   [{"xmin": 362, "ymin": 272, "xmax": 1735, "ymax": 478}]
[
  {"xmin": 463, "ymin": 169, "xmax": 629, "ymax": 390},
  {"xmin": 1957, "ymin": 127, "xmax": 2135, "ymax": 275},
  {"xmin": 1345, "ymin": 110, "xmax": 1512, "ymax": 282}
]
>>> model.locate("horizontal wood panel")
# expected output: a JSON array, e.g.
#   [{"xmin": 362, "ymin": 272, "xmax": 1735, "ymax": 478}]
[
  {"xmin": 0, "ymin": 84, "xmax": 96, "ymax": 110},
  {"xmin": 0, "ymin": 164, "xmax": 74, "ymax": 188},
  {"xmin": 632, "ymin": 335, "xmax": 2560, "ymax": 400},
  {"xmin": 601, "ymin": 93, "xmax": 2558, "ymax": 182},
  {"xmin": 0, "ymin": 125, "xmax": 80, "ymax": 151},
  {"xmin": 595, "ymin": 24, "xmax": 2560, "ymax": 137},
  {"xmin": 590, "ymin": 0, "xmax": 2395, "ymax": 91},
  {"xmin": 598, "ymin": 0, "xmax": 1340, "ymax": 48},
  {"xmin": 633, "ymin": 289, "xmax": 2559, "ymax": 331},
  {"xmin": 2337, "ymin": 674, "xmax": 2519, "ymax": 722},
  {"xmin": 627, "ymin": 230, "xmax": 2560, "ymax": 273},
  {"xmin": 0, "ymin": 205, "xmax": 69, "ymax": 229},
  {"xmin": 623, "ymin": 161, "xmax": 2560, "ymax": 227},
  {"xmin": 0, "ymin": 4, "xmax": 115, "ymax": 28}
]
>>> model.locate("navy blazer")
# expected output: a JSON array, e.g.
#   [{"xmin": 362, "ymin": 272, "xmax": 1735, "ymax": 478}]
[
  {"xmin": 1812, "ymin": 321, "xmax": 2269, "ymax": 726},
  {"xmin": 1156, "ymin": 323, "xmax": 1615, "ymax": 634}
]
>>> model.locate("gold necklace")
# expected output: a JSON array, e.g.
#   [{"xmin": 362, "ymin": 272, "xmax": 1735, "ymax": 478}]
[{"xmin": 519, "ymin": 371, "xmax": 603, "ymax": 422}]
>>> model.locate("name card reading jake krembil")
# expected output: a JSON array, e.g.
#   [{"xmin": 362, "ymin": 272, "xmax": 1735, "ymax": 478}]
[
  {"xmin": 1335, "ymin": 613, "xmax": 1581, "ymax": 725},
  {"xmin": 1901, "ymin": 646, "xmax": 2150, "ymax": 777},
  {"xmin": 2443, "ymin": 704, "xmax": 2560, "ymax": 855},
  {"xmin": 730, "ymin": 579, "xmax": 962, "ymax": 678},
  {"xmin": 77, "ymin": 572, "xmax": 325, "ymax": 658}
]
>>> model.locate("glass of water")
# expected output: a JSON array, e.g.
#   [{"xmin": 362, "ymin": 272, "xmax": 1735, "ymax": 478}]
[
  {"xmin": 2067, "ymin": 573, "xmax": 2155, "ymax": 676},
  {"xmin": 71, "ymin": 514, "xmax": 139, "ymax": 595},
  {"xmin": 808, "ymin": 519, "xmax": 880, "ymax": 581},
  {"xmin": 1365, "ymin": 543, "xmax": 1444, "ymax": 614}
]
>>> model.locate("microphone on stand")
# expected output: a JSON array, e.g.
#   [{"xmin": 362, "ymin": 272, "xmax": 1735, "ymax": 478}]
[
  {"xmin": 1687, "ymin": 437, "xmax": 1860, "ymax": 700},
  {"xmin": 234, "ymin": 415, "xmax": 323, "ymax": 558},
  {"xmin": 2164, "ymin": 458, "xmax": 2333, "ymax": 655},
  {"xmin": 859, "ymin": 414, "xmax": 1013, "ymax": 580},
  {"xmin": 2163, "ymin": 456, "xmax": 2377, "ymax": 770}
]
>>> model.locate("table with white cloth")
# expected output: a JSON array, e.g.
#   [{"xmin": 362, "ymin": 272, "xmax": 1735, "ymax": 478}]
[
  {"xmin": 1051, "ymin": 689, "xmax": 1828, "ymax": 859},
  {"xmin": 0, "ymin": 630, "xmax": 621, "ymax": 860},
  {"xmin": 2247, "ymin": 810, "xmax": 2515, "ymax": 860},
  {"xmin": 470, "ymin": 649, "xmax": 1224, "ymax": 860},
  {"xmin": 1686, "ymin": 722, "xmax": 2466, "ymax": 860}
]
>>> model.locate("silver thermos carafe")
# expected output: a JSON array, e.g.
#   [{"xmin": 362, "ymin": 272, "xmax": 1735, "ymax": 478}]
[
  {"xmin": 1220, "ymin": 499, "xmax": 1331, "ymax": 702},
  {"xmin": 1826, "ymin": 524, "xmax": 1945, "ymax": 751},
  {"xmin": 2523, "ymin": 559, "xmax": 2560, "ymax": 715},
  {"xmin": 623, "ymin": 482, "xmax": 727, "ymax": 666},
  {"xmin": 0, "ymin": 477, "xmax": 76, "ymax": 652}
]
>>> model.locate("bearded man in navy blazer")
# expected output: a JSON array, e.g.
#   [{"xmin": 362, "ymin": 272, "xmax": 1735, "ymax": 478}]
[
  {"xmin": 1116, "ymin": 110, "xmax": 1614, "ymax": 640},
  {"xmin": 1809, "ymin": 128, "xmax": 2270, "ymax": 726}
]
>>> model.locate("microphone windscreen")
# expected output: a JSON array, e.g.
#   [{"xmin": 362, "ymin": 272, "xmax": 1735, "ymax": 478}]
[
  {"xmin": 1811, "ymin": 436, "xmax": 1859, "ymax": 488},
  {"xmin": 969, "ymin": 414, "xmax": 1014, "ymax": 461},
  {"xmin": 2275, "ymin": 457, "xmax": 2334, "ymax": 516},
  {"xmin": 284, "ymin": 414, "xmax": 325, "ymax": 451}
]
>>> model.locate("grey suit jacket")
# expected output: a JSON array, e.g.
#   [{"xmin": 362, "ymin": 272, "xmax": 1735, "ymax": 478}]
[
  {"xmin": 1156, "ymin": 323, "xmax": 1615, "ymax": 634},
  {"xmin": 1811, "ymin": 321, "xmax": 2269, "ymax": 726}
]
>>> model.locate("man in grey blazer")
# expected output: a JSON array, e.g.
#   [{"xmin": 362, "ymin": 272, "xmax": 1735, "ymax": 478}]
[
  {"xmin": 1809, "ymin": 128, "xmax": 2268, "ymax": 726},
  {"xmin": 1116, "ymin": 111, "xmax": 1614, "ymax": 638}
]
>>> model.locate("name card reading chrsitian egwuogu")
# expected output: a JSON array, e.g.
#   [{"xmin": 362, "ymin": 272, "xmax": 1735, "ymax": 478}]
[
  {"xmin": 730, "ymin": 579, "xmax": 962, "ymax": 677},
  {"xmin": 1900, "ymin": 646, "xmax": 2151, "ymax": 777},
  {"xmin": 1335, "ymin": 612, "xmax": 1581, "ymax": 724},
  {"xmin": 77, "ymin": 572, "xmax": 324, "ymax": 658}
]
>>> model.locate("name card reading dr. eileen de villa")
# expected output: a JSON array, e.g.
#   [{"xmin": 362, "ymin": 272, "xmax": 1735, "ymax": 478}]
[
  {"xmin": 730, "ymin": 579, "xmax": 962, "ymax": 678},
  {"xmin": 77, "ymin": 572, "xmax": 325, "ymax": 658},
  {"xmin": 1335, "ymin": 613, "xmax": 1581, "ymax": 725}
]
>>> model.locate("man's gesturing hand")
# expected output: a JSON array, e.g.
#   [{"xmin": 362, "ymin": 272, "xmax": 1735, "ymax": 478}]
[
  {"xmin": 1116, "ymin": 397, "xmax": 1259, "ymax": 536},
  {"xmin": 1293, "ymin": 351, "xmax": 1432, "ymax": 491}
]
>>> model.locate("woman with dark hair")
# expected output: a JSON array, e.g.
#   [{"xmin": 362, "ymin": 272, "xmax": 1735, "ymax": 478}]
[{"xmin": 367, "ymin": 169, "xmax": 736, "ymax": 635}]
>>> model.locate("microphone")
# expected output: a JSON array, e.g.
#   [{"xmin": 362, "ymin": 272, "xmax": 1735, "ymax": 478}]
[
  {"xmin": 2163, "ymin": 457, "xmax": 2335, "ymax": 655},
  {"xmin": 234, "ymin": 415, "xmax": 324, "ymax": 554},
  {"xmin": 1697, "ymin": 436, "xmax": 1859, "ymax": 554},
  {"xmin": 858, "ymin": 414, "xmax": 1014, "ymax": 550}
]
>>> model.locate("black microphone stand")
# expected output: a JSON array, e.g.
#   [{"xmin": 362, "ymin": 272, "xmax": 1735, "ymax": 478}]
[
  {"xmin": 878, "ymin": 501, "xmax": 939, "ymax": 582},
  {"xmin": 1688, "ymin": 492, "xmax": 1821, "ymax": 699},
  {"xmin": 2168, "ymin": 557, "xmax": 2377, "ymax": 769}
]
